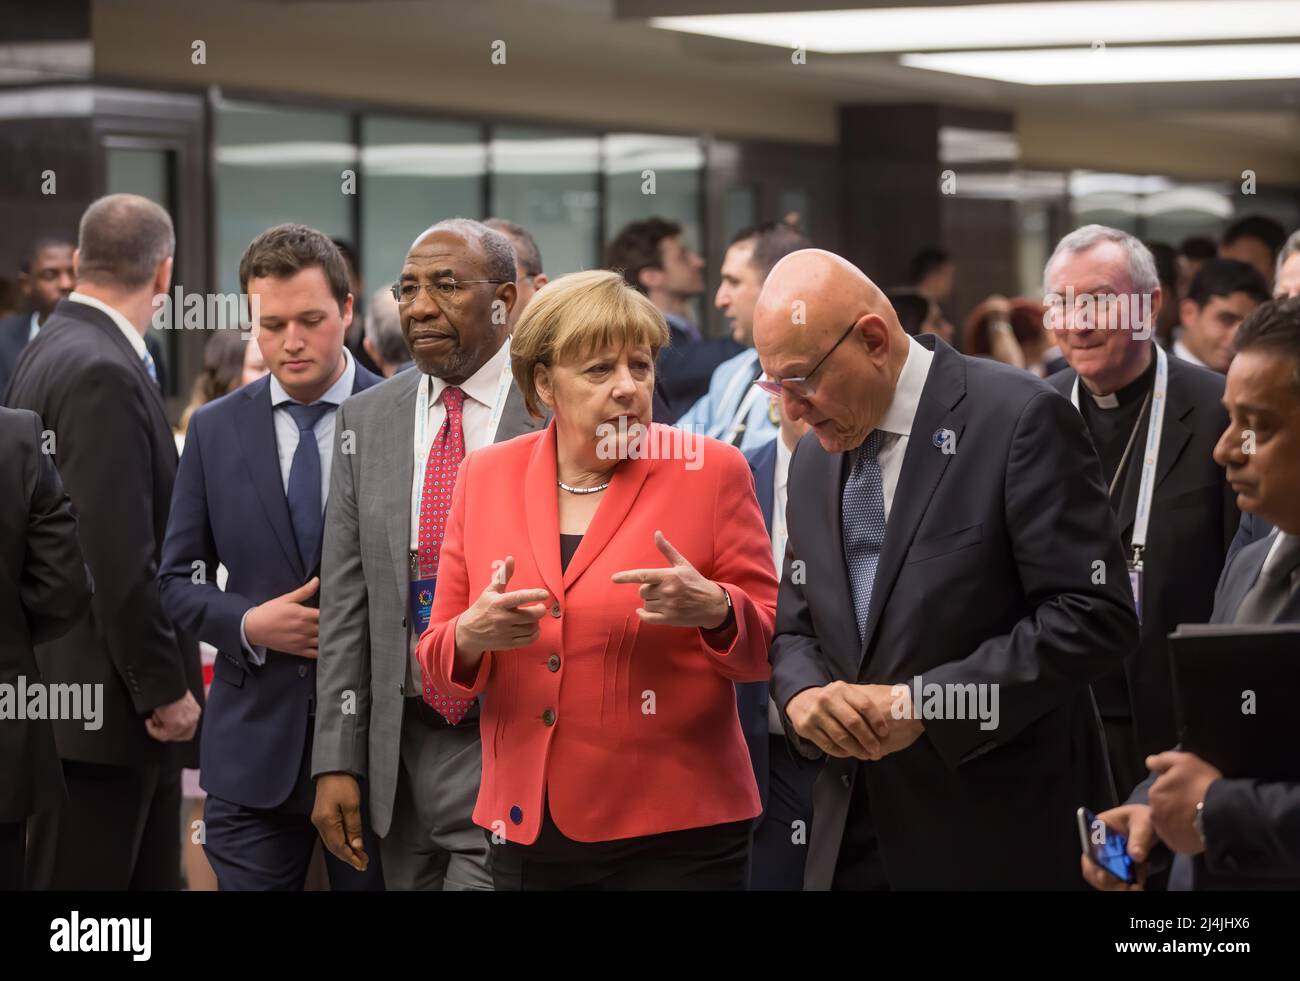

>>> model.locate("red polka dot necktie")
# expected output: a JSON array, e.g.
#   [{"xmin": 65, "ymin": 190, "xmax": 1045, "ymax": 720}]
[{"xmin": 418, "ymin": 385, "xmax": 473, "ymax": 725}]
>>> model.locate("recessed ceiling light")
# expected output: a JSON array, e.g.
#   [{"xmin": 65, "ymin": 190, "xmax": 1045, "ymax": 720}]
[
  {"xmin": 651, "ymin": 2, "xmax": 1300, "ymax": 54},
  {"xmin": 901, "ymin": 43, "xmax": 1300, "ymax": 84}
]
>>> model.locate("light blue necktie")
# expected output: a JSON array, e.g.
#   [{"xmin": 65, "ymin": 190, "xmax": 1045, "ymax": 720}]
[
  {"xmin": 284, "ymin": 402, "xmax": 333, "ymax": 573},
  {"xmin": 842, "ymin": 430, "xmax": 888, "ymax": 643},
  {"xmin": 141, "ymin": 348, "xmax": 158, "ymax": 386}
]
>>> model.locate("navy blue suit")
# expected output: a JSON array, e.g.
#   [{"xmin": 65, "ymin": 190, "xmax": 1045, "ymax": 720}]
[
  {"xmin": 741, "ymin": 437, "xmax": 817, "ymax": 890},
  {"xmin": 159, "ymin": 364, "xmax": 384, "ymax": 890},
  {"xmin": 655, "ymin": 319, "xmax": 743, "ymax": 422}
]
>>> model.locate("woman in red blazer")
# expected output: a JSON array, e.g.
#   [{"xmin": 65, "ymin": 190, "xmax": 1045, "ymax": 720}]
[{"xmin": 417, "ymin": 269, "xmax": 778, "ymax": 890}]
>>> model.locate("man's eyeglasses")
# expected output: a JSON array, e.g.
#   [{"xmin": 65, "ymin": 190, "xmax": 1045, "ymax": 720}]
[
  {"xmin": 753, "ymin": 321, "xmax": 857, "ymax": 399},
  {"xmin": 391, "ymin": 277, "xmax": 509, "ymax": 305}
]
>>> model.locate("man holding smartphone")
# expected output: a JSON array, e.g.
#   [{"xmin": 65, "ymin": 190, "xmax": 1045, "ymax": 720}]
[{"xmin": 1082, "ymin": 298, "xmax": 1300, "ymax": 891}]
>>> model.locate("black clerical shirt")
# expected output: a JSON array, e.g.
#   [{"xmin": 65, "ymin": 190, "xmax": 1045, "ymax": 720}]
[{"xmin": 1075, "ymin": 348, "xmax": 1157, "ymax": 715}]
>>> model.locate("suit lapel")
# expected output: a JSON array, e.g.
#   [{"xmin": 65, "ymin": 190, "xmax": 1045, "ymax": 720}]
[
  {"xmin": 496, "ymin": 382, "xmax": 547, "ymax": 442},
  {"xmin": 1119, "ymin": 392, "xmax": 1193, "ymax": 539},
  {"xmin": 753, "ymin": 442, "xmax": 775, "ymax": 534},
  {"xmin": 236, "ymin": 380, "xmax": 305, "ymax": 580},
  {"xmin": 858, "ymin": 339, "xmax": 966, "ymax": 669},
  {"xmin": 384, "ymin": 371, "xmax": 421, "ymax": 613},
  {"xmin": 523, "ymin": 422, "xmax": 564, "ymax": 603},
  {"xmin": 561, "ymin": 423, "xmax": 653, "ymax": 591}
]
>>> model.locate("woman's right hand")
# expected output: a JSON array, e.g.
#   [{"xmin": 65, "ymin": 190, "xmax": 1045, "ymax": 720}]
[{"xmin": 454, "ymin": 556, "xmax": 550, "ymax": 662}]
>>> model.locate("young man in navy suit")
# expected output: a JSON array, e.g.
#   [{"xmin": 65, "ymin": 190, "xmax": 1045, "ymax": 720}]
[
  {"xmin": 739, "ymin": 399, "xmax": 819, "ymax": 890},
  {"xmin": 159, "ymin": 225, "xmax": 384, "ymax": 890}
]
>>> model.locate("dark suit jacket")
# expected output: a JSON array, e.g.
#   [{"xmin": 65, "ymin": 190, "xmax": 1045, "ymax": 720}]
[
  {"xmin": 1129, "ymin": 530, "xmax": 1300, "ymax": 889},
  {"xmin": 0, "ymin": 407, "xmax": 92, "ymax": 822},
  {"xmin": 158, "ymin": 364, "xmax": 380, "ymax": 809},
  {"xmin": 1227, "ymin": 511, "xmax": 1275, "ymax": 568},
  {"xmin": 5, "ymin": 298, "xmax": 202, "ymax": 768},
  {"xmin": 1049, "ymin": 355, "xmax": 1238, "ymax": 767},
  {"xmin": 737, "ymin": 437, "xmax": 779, "ymax": 805},
  {"xmin": 0, "ymin": 312, "xmax": 32, "ymax": 404},
  {"xmin": 655, "ymin": 322, "xmax": 743, "ymax": 423},
  {"xmin": 772, "ymin": 334, "xmax": 1138, "ymax": 889}
]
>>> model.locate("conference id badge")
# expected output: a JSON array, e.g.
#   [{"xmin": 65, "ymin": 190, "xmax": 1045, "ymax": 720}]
[
  {"xmin": 408, "ymin": 577, "xmax": 436, "ymax": 635},
  {"xmin": 1127, "ymin": 560, "xmax": 1143, "ymax": 626}
]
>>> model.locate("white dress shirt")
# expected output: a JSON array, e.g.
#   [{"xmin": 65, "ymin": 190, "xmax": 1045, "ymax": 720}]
[
  {"xmin": 772, "ymin": 436, "xmax": 792, "ymax": 577},
  {"xmin": 68, "ymin": 290, "xmax": 148, "ymax": 360},
  {"xmin": 408, "ymin": 336, "xmax": 513, "ymax": 550},
  {"xmin": 28, "ymin": 311, "xmax": 40, "ymax": 341},
  {"xmin": 1173, "ymin": 337, "xmax": 1209, "ymax": 369},
  {"xmin": 873, "ymin": 334, "xmax": 935, "ymax": 522}
]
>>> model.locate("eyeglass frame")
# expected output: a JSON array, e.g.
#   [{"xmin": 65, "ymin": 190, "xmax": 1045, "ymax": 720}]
[
  {"xmin": 752, "ymin": 320, "xmax": 858, "ymax": 399},
  {"xmin": 390, "ymin": 276, "xmax": 511, "ymax": 305}
]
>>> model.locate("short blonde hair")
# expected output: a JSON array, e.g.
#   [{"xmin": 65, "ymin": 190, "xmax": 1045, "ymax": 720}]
[{"xmin": 511, "ymin": 268, "xmax": 671, "ymax": 418}]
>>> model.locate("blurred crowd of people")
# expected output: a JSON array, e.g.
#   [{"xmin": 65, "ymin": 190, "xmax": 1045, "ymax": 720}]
[{"xmin": 2, "ymin": 194, "xmax": 1299, "ymax": 892}]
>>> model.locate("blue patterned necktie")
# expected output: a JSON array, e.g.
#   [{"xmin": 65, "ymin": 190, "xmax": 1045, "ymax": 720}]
[
  {"xmin": 141, "ymin": 348, "xmax": 158, "ymax": 386},
  {"xmin": 842, "ymin": 429, "xmax": 888, "ymax": 643},
  {"xmin": 284, "ymin": 402, "xmax": 333, "ymax": 572}
]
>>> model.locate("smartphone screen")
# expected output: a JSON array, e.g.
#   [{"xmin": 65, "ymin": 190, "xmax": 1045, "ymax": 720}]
[{"xmin": 1077, "ymin": 807, "xmax": 1136, "ymax": 884}]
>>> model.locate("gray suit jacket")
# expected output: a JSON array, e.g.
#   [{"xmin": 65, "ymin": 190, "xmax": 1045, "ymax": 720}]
[{"xmin": 311, "ymin": 365, "xmax": 545, "ymax": 836}]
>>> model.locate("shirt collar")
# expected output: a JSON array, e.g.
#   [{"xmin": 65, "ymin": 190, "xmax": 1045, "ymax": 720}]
[
  {"xmin": 428, "ymin": 335, "xmax": 511, "ymax": 409},
  {"xmin": 68, "ymin": 290, "xmax": 147, "ymax": 360},
  {"xmin": 270, "ymin": 346, "xmax": 355, "ymax": 407},
  {"xmin": 29, "ymin": 311, "xmax": 41, "ymax": 340},
  {"xmin": 1173, "ymin": 337, "xmax": 1208, "ymax": 369},
  {"xmin": 876, "ymin": 334, "xmax": 934, "ymax": 438}
]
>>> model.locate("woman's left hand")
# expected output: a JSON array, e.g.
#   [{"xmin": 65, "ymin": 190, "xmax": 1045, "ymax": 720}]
[{"xmin": 612, "ymin": 530, "xmax": 730, "ymax": 629}]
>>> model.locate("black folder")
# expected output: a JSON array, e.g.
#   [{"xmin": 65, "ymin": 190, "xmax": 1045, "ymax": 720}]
[{"xmin": 1169, "ymin": 624, "xmax": 1300, "ymax": 781}]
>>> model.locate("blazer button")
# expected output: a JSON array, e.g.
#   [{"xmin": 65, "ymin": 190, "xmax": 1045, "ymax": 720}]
[
  {"xmin": 542, "ymin": 708, "xmax": 556, "ymax": 726},
  {"xmin": 549, "ymin": 601, "xmax": 561, "ymax": 618},
  {"xmin": 402, "ymin": 616, "xmax": 407, "ymax": 629},
  {"xmin": 547, "ymin": 654, "xmax": 560, "ymax": 672},
  {"xmin": 509, "ymin": 805, "xmax": 523, "ymax": 825},
  {"xmin": 298, "ymin": 664, "xmax": 308, "ymax": 678},
  {"xmin": 841, "ymin": 773, "xmax": 851, "ymax": 789}
]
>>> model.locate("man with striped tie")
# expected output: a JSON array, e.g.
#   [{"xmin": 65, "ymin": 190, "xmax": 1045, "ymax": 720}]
[
  {"xmin": 8, "ymin": 193, "xmax": 204, "ymax": 889},
  {"xmin": 311, "ymin": 219, "xmax": 545, "ymax": 890}
]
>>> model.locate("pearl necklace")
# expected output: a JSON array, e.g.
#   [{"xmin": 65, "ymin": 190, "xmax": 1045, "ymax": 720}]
[{"xmin": 557, "ymin": 479, "xmax": 610, "ymax": 495}]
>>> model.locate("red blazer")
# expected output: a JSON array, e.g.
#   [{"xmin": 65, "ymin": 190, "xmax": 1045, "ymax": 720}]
[{"xmin": 417, "ymin": 421, "xmax": 777, "ymax": 845}]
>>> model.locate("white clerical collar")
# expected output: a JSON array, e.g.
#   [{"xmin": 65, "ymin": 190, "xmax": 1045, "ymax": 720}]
[
  {"xmin": 1091, "ymin": 390, "xmax": 1120, "ymax": 409},
  {"xmin": 428, "ymin": 335, "xmax": 511, "ymax": 409},
  {"xmin": 877, "ymin": 334, "xmax": 934, "ymax": 437},
  {"xmin": 68, "ymin": 290, "xmax": 146, "ymax": 360}
]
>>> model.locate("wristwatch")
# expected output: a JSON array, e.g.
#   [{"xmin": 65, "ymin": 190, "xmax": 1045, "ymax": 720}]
[
  {"xmin": 1193, "ymin": 799, "xmax": 1207, "ymax": 847},
  {"xmin": 709, "ymin": 586, "xmax": 735, "ymax": 632}
]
